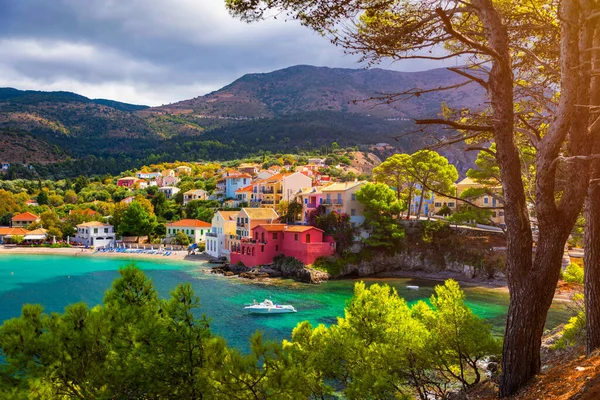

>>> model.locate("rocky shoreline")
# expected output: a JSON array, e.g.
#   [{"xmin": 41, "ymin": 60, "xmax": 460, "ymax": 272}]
[{"xmin": 208, "ymin": 256, "xmax": 329, "ymax": 284}]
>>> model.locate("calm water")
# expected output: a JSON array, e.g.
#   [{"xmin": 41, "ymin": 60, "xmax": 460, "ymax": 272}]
[{"xmin": 0, "ymin": 254, "xmax": 572, "ymax": 350}]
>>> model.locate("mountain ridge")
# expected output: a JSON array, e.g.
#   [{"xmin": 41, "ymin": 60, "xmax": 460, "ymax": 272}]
[{"xmin": 0, "ymin": 65, "xmax": 486, "ymax": 177}]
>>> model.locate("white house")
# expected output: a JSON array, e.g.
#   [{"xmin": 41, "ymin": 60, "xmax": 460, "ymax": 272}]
[
  {"xmin": 205, "ymin": 211, "xmax": 238, "ymax": 259},
  {"xmin": 183, "ymin": 189, "xmax": 208, "ymax": 205},
  {"xmin": 158, "ymin": 186, "xmax": 180, "ymax": 199},
  {"xmin": 166, "ymin": 219, "xmax": 211, "ymax": 244},
  {"xmin": 75, "ymin": 221, "xmax": 116, "ymax": 248}
]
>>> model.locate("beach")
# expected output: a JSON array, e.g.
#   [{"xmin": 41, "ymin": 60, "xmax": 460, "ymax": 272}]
[{"xmin": 0, "ymin": 245, "xmax": 208, "ymax": 263}]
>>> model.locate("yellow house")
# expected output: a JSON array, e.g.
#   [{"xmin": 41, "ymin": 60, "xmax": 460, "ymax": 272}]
[
  {"xmin": 320, "ymin": 181, "xmax": 367, "ymax": 225},
  {"xmin": 206, "ymin": 211, "xmax": 239, "ymax": 259},
  {"xmin": 456, "ymin": 177, "xmax": 505, "ymax": 226}
]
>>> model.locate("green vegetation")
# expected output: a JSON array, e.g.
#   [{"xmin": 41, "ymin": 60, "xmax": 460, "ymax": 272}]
[
  {"xmin": 0, "ymin": 267, "xmax": 500, "ymax": 399},
  {"xmin": 356, "ymin": 182, "xmax": 405, "ymax": 250},
  {"xmin": 562, "ymin": 263, "xmax": 584, "ymax": 285}
]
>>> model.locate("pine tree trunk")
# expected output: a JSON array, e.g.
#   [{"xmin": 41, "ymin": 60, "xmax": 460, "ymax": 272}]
[
  {"xmin": 584, "ymin": 20, "xmax": 600, "ymax": 355},
  {"xmin": 585, "ymin": 172, "xmax": 600, "ymax": 354},
  {"xmin": 499, "ymin": 230, "xmax": 566, "ymax": 396}
]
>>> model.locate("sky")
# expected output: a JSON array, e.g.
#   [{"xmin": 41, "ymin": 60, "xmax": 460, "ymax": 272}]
[{"xmin": 0, "ymin": 0, "xmax": 444, "ymax": 106}]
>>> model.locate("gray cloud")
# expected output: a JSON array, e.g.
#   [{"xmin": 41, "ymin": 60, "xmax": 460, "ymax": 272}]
[{"xmin": 0, "ymin": 0, "xmax": 444, "ymax": 105}]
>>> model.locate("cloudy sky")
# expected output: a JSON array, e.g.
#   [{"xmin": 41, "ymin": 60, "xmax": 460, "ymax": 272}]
[{"xmin": 0, "ymin": 0, "xmax": 443, "ymax": 106}]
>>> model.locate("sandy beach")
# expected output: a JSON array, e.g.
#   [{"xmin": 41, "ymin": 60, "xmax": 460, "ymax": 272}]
[{"xmin": 0, "ymin": 245, "xmax": 209, "ymax": 263}]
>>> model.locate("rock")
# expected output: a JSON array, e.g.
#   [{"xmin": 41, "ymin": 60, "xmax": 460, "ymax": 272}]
[
  {"xmin": 224, "ymin": 271, "xmax": 235, "ymax": 277},
  {"xmin": 576, "ymin": 366, "xmax": 586, "ymax": 372},
  {"xmin": 446, "ymin": 390, "xmax": 467, "ymax": 400}
]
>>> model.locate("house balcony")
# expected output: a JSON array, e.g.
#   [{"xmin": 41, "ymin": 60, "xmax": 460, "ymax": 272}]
[
  {"xmin": 261, "ymin": 189, "xmax": 274, "ymax": 194},
  {"xmin": 262, "ymin": 200, "xmax": 275, "ymax": 205},
  {"xmin": 322, "ymin": 199, "xmax": 343, "ymax": 206},
  {"xmin": 206, "ymin": 232, "xmax": 218, "ymax": 238},
  {"xmin": 240, "ymin": 238, "xmax": 258, "ymax": 244},
  {"xmin": 276, "ymin": 189, "xmax": 283, "ymax": 194},
  {"xmin": 306, "ymin": 203, "xmax": 318, "ymax": 209}
]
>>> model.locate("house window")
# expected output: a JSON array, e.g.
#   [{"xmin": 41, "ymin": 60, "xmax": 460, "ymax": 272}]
[
  {"xmin": 191, "ymin": 229, "xmax": 195, "ymax": 234},
  {"xmin": 448, "ymin": 202, "xmax": 455, "ymax": 207},
  {"xmin": 351, "ymin": 209, "xmax": 356, "ymax": 216},
  {"xmin": 261, "ymin": 245, "xmax": 264, "ymax": 252},
  {"xmin": 245, "ymin": 218, "xmax": 248, "ymax": 224},
  {"xmin": 483, "ymin": 197, "xmax": 489, "ymax": 204},
  {"xmin": 275, "ymin": 245, "xmax": 279, "ymax": 251},
  {"xmin": 261, "ymin": 232, "xmax": 265, "ymax": 242},
  {"xmin": 434, "ymin": 202, "xmax": 442, "ymax": 207},
  {"xmin": 492, "ymin": 212, "xmax": 497, "ymax": 218},
  {"xmin": 273, "ymin": 233, "xmax": 278, "ymax": 239},
  {"xmin": 306, "ymin": 234, "xmax": 311, "ymax": 243},
  {"xmin": 104, "ymin": 228, "xmax": 108, "ymax": 233},
  {"xmin": 499, "ymin": 211, "xmax": 505, "ymax": 216},
  {"xmin": 93, "ymin": 228, "xmax": 98, "ymax": 234},
  {"xmin": 295, "ymin": 233, "xmax": 299, "ymax": 241},
  {"xmin": 351, "ymin": 194, "xmax": 356, "ymax": 201}
]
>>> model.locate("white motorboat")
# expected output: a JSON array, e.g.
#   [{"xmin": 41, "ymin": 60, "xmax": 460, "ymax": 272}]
[
  {"xmin": 406, "ymin": 285, "xmax": 420, "ymax": 290},
  {"xmin": 245, "ymin": 299, "xmax": 297, "ymax": 314}
]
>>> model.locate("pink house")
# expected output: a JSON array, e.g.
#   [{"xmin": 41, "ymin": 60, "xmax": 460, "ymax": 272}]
[{"xmin": 230, "ymin": 224, "xmax": 335, "ymax": 267}]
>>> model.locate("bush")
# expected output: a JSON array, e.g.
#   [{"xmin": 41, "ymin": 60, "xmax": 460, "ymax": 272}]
[
  {"xmin": 562, "ymin": 263, "xmax": 584, "ymax": 284},
  {"xmin": 552, "ymin": 311, "xmax": 586, "ymax": 350}
]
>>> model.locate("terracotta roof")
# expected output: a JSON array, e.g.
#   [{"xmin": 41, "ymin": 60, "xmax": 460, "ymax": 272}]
[
  {"xmin": 216, "ymin": 211, "xmax": 239, "ymax": 220},
  {"xmin": 255, "ymin": 224, "xmax": 287, "ymax": 232},
  {"xmin": 285, "ymin": 225, "xmax": 323, "ymax": 233},
  {"xmin": 11, "ymin": 212, "xmax": 39, "ymax": 221},
  {"xmin": 241, "ymin": 208, "xmax": 279, "ymax": 220},
  {"xmin": 235, "ymin": 184, "xmax": 254, "ymax": 193},
  {"xmin": 166, "ymin": 219, "xmax": 211, "ymax": 228},
  {"xmin": 77, "ymin": 221, "xmax": 111, "ymax": 227},
  {"xmin": 0, "ymin": 227, "xmax": 29, "ymax": 235},
  {"xmin": 225, "ymin": 173, "xmax": 252, "ymax": 179}
]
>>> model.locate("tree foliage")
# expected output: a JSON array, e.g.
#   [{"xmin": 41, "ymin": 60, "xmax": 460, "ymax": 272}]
[{"xmin": 356, "ymin": 183, "xmax": 404, "ymax": 249}]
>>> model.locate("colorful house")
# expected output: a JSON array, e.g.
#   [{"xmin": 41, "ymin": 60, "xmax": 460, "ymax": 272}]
[
  {"xmin": 235, "ymin": 185, "xmax": 253, "ymax": 206},
  {"xmin": 166, "ymin": 219, "xmax": 211, "ymax": 244},
  {"xmin": 230, "ymin": 224, "xmax": 335, "ymax": 267},
  {"xmin": 456, "ymin": 177, "xmax": 505, "ymax": 227},
  {"xmin": 296, "ymin": 186, "xmax": 324, "ymax": 224},
  {"xmin": 175, "ymin": 166, "xmax": 192, "ymax": 175},
  {"xmin": 223, "ymin": 173, "xmax": 252, "ymax": 199},
  {"xmin": 229, "ymin": 208, "xmax": 279, "ymax": 254},
  {"xmin": 117, "ymin": 177, "xmax": 141, "ymax": 188},
  {"xmin": 11, "ymin": 212, "xmax": 40, "ymax": 228},
  {"xmin": 183, "ymin": 189, "xmax": 208, "ymax": 205},
  {"xmin": 205, "ymin": 211, "xmax": 239, "ymax": 259},
  {"xmin": 250, "ymin": 172, "xmax": 312, "ymax": 209},
  {"xmin": 136, "ymin": 172, "xmax": 162, "ymax": 180},
  {"xmin": 320, "ymin": 181, "xmax": 367, "ymax": 225}
]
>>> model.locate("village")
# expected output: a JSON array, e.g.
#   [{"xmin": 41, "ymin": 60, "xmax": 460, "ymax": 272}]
[{"xmin": 0, "ymin": 149, "xmax": 510, "ymax": 270}]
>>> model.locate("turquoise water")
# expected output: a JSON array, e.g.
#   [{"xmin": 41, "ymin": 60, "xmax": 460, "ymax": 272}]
[{"xmin": 0, "ymin": 254, "xmax": 571, "ymax": 350}]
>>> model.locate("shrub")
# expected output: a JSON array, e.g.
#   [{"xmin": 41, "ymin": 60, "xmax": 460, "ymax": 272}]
[{"xmin": 562, "ymin": 263, "xmax": 584, "ymax": 284}]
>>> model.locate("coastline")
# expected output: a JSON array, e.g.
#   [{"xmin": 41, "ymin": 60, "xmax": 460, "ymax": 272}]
[{"xmin": 0, "ymin": 245, "xmax": 209, "ymax": 263}]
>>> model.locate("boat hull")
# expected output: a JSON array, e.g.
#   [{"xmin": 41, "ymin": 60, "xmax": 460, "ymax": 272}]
[{"xmin": 245, "ymin": 306, "xmax": 297, "ymax": 314}]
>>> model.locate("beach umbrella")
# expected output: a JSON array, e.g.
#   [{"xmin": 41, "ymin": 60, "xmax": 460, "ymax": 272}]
[{"xmin": 52, "ymin": 236, "xmax": 56, "ymax": 244}]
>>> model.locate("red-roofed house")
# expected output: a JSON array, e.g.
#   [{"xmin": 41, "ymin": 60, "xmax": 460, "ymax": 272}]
[
  {"xmin": 166, "ymin": 219, "xmax": 211, "ymax": 244},
  {"xmin": 11, "ymin": 212, "xmax": 40, "ymax": 228},
  {"xmin": 0, "ymin": 227, "xmax": 30, "ymax": 243},
  {"xmin": 230, "ymin": 224, "xmax": 335, "ymax": 267}
]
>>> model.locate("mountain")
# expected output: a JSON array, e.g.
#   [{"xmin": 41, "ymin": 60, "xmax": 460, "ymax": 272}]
[
  {"xmin": 0, "ymin": 66, "xmax": 487, "ymax": 177},
  {"xmin": 146, "ymin": 65, "xmax": 485, "ymax": 119}
]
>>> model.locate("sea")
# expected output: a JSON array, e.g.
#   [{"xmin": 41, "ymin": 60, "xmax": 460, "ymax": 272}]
[{"xmin": 0, "ymin": 254, "xmax": 572, "ymax": 351}]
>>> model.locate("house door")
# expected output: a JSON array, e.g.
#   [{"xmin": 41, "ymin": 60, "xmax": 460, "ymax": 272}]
[{"xmin": 306, "ymin": 234, "xmax": 310, "ymax": 243}]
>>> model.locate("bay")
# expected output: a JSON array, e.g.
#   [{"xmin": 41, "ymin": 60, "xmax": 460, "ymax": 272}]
[{"xmin": 0, "ymin": 254, "xmax": 571, "ymax": 350}]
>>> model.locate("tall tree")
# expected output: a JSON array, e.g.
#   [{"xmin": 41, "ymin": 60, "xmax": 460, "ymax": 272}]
[
  {"xmin": 356, "ymin": 183, "xmax": 404, "ymax": 250},
  {"xmin": 408, "ymin": 150, "xmax": 458, "ymax": 218},
  {"xmin": 225, "ymin": 0, "xmax": 598, "ymax": 394},
  {"xmin": 118, "ymin": 202, "xmax": 157, "ymax": 240},
  {"xmin": 372, "ymin": 153, "xmax": 416, "ymax": 216}
]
